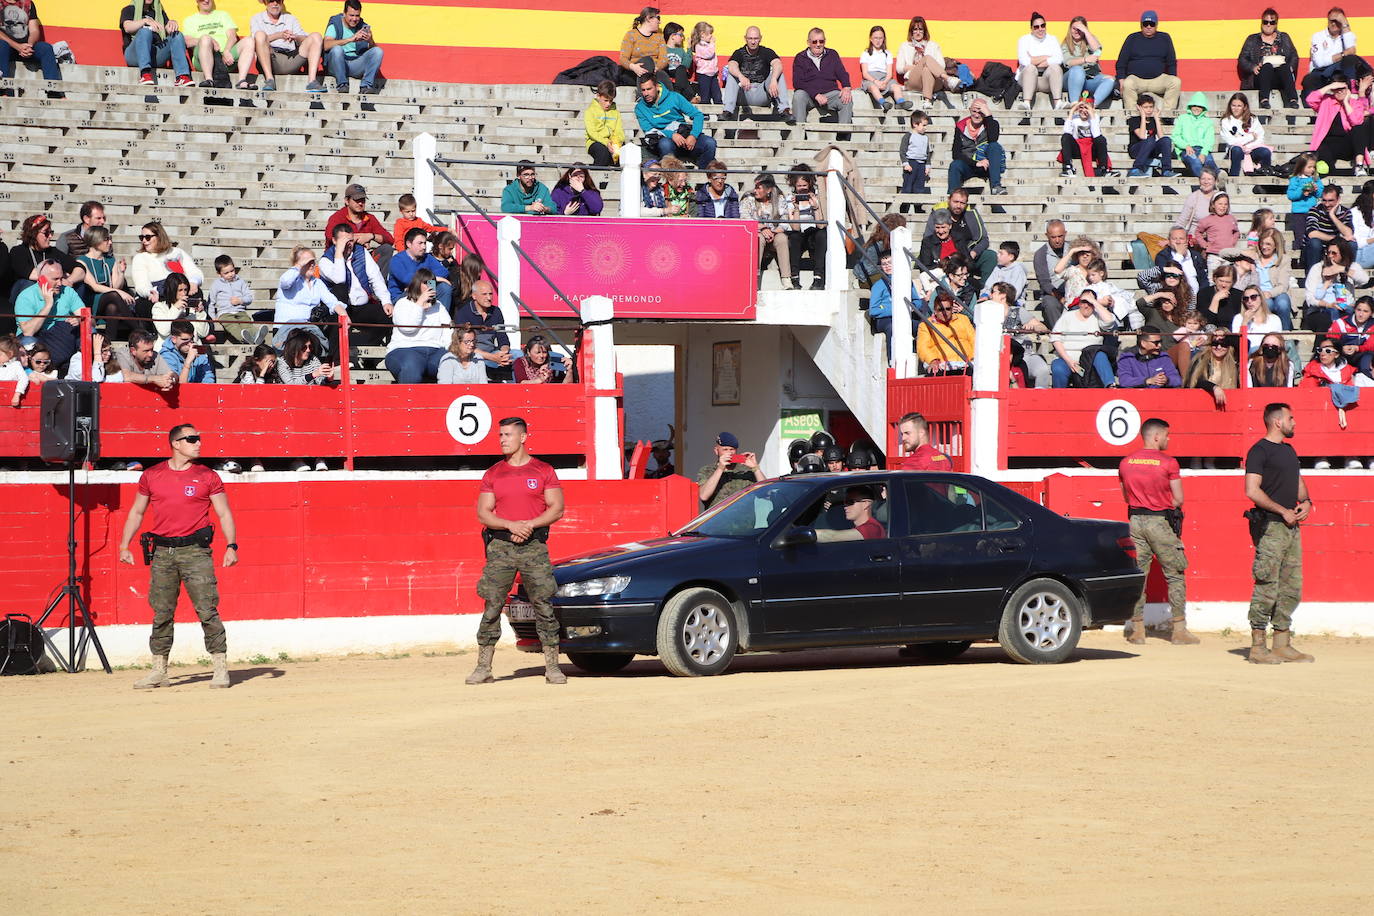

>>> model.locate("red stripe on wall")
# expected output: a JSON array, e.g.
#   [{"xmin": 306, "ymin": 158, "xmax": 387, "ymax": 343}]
[{"xmin": 49, "ymin": 26, "xmax": 1250, "ymax": 88}]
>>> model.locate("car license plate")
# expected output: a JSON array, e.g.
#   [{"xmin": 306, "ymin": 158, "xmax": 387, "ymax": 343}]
[{"xmin": 506, "ymin": 600, "xmax": 535, "ymax": 621}]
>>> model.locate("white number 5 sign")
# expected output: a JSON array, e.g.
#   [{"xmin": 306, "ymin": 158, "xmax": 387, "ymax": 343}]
[
  {"xmin": 446, "ymin": 396, "xmax": 493, "ymax": 445},
  {"xmin": 1096, "ymin": 399, "xmax": 1141, "ymax": 446}
]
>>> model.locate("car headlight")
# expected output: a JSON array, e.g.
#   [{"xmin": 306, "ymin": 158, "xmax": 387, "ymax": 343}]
[{"xmin": 556, "ymin": 576, "xmax": 631, "ymax": 598}]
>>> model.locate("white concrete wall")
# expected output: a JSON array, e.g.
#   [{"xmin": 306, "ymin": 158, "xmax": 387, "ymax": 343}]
[{"xmin": 617, "ymin": 344, "xmax": 678, "ymax": 446}]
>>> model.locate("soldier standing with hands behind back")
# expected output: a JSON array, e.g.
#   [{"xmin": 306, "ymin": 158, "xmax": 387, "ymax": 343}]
[
  {"xmin": 1243, "ymin": 402, "xmax": 1314, "ymax": 664},
  {"xmin": 1118, "ymin": 417, "xmax": 1198, "ymax": 645},
  {"xmin": 467, "ymin": 417, "xmax": 567, "ymax": 685}
]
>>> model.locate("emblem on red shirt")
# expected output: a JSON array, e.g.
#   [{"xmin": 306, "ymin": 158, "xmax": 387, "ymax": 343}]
[
  {"xmin": 184, "ymin": 485, "xmax": 196, "ymax": 497},
  {"xmin": 527, "ymin": 479, "xmax": 538, "ymax": 490}
]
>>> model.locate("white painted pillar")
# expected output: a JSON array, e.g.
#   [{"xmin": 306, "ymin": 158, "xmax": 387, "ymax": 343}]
[
  {"xmin": 824, "ymin": 148, "xmax": 848, "ymax": 292},
  {"xmin": 888, "ymin": 226, "xmax": 916, "ymax": 378},
  {"xmin": 412, "ymin": 132, "xmax": 437, "ymax": 223},
  {"xmin": 619, "ymin": 143, "xmax": 642, "ymax": 218},
  {"xmin": 582, "ymin": 296, "xmax": 621, "ymax": 480},
  {"xmin": 496, "ymin": 216, "xmax": 522, "ymax": 353},
  {"xmin": 969, "ymin": 299, "xmax": 1004, "ymax": 475}
]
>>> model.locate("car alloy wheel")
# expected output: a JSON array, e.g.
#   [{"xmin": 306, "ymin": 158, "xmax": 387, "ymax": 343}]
[
  {"xmin": 1017, "ymin": 591, "xmax": 1072, "ymax": 651},
  {"xmin": 656, "ymin": 587, "xmax": 739, "ymax": 676},
  {"xmin": 681, "ymin": 604, "xmax": 731, "ymax": 666}
]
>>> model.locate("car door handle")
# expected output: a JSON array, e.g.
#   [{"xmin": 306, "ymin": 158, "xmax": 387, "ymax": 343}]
[
  {"xmin": 869, "ymin": 553, "xmax": 893, "ymax": 562},
  {"xmin": 992, "ymin": 538, "xmax": 1023, "ymax": 553}
]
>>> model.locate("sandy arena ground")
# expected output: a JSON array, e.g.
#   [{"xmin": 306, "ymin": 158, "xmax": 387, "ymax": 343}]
[{"xmin": 4, "ymin": 629, "xmax": 1372, "ymax": 913}]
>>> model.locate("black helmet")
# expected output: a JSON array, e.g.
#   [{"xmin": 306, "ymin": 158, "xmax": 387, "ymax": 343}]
[
  {"xmin": 809, "ymin": 430, "xmax": 835, "ymax": 452},
  {"xmin": 787, "ymin": 439, "xmax": 810, "ymax": 468},
  {"xmin": 845, "ymin": 448, "xmax": 873, "ymax": 470},
  {"xmin": 822, "ymin": 445, "xmax": 846, "ymax": 465},
  {"xmin": 795, "ymin": 453, "xmax": 826, "ymax": 474}
]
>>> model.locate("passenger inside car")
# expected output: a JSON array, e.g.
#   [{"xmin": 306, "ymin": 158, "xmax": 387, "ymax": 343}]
[{"xmin": 815, "ymin": 486, "xmax": 887, "ymax": 542}]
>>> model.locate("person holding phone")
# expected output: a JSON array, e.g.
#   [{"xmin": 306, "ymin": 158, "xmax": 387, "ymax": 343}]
[
  {"xmin": 159, "ymin": 319, "xmax": 217, "ymax": 383},
  {"xmin": 322, "ymin": 0, "xmax": 383, "ymax": 94},
  {"xmin": 696, "ymin": 431, "xmax": 765, "ymax": 508}
]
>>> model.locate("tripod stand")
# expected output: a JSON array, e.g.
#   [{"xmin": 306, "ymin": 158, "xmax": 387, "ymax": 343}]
[{"xmin": 36, "ymin": 458, "xmax": 112, "ymax": 674}]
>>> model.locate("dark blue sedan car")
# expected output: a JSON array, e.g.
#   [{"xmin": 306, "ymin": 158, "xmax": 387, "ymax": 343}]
[{"xmin": 505, "ymin": 471, "xmax": 1144, "ymax": 676}]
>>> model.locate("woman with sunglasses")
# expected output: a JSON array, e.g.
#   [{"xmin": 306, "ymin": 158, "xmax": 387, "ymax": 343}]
[
  {"xmin": 1304, "ymin": 239, "xmax": 1368, "ymax": 332},
  {"xmin": 1232, "ymin": 284, "xmax": 1284, "ymax": 354},
  {"xmin": 894, "ymin": 16, "xmax": 948, "ymax": 106},
  {"xmin": 25, "ymin": 344, "xmax": 57, "ymax": 382},
  {"xmin": 8, "ymin": 215, "xmax": 85, "ymax": 310},
  {"xmin": 129, "ymin": 222, "xmax": 204, "ymax": 310},
  {"xmin": 1238, "ymin": 9, "xmax": 1299, "ymax": 109},
  {"xmin": 1301, "ymin": 338, "xmax": 1367, "ymax": 454},
  {"xmin": 1327, "ymin": 295, "xmax": 1374, "ymax": 378},
  {"xmin": 1184, "ymin": 329, "xmax": 1239, "ymax": 409},
  {"xmin": 1137, "ymin": 265, "xmax": 1193, "ymax": 338},
  {"xmin": 916, "ymin": 289, "xmax": 976, "ymax": 376}
]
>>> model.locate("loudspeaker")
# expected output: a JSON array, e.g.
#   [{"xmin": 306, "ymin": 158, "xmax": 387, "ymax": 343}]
[{"xmin": 39, "ymin": 380, "xmax": 100, "ymax": 465}]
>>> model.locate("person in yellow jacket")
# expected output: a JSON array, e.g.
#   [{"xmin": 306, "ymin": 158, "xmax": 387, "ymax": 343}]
[
  {"xmin": 584, "ymin": 79, "xmax": 626, "ymax": 166},
  {"xmin": 916, "ymin": 290, "xmax": 976, "ymax": 375}
]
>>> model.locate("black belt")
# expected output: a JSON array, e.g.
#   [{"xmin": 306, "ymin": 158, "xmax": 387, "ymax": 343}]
[
  {"xmin": 149, "ymin": 526, "xmax": 214, "ymax": 548},
  {"xmin": 1128, "ymin": 508, "xmax": 1171, "ymax": 516}
]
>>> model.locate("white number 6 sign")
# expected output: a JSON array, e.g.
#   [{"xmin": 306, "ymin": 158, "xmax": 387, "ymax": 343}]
[
  {"xmin": 1096, "ymin": 399, "xmax": 1141, "ymax": 446},
  {"xmin": 445, "ymin": 396, "xmax": 492, "ymax": 445}
]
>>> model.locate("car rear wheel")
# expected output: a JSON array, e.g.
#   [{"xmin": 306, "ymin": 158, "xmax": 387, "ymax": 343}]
[
  {"xmin": 899, "ymin": 640, "xmax": 973, "ymax": 661},
  {"xmin": 656, "ymin": 587, "xmax": 737, "ymax": 677},
  {"xmin": 565, "ymin": 652, "xmax": 635, "ymax": 674},
  {"xmin": 997, "ymin": 579, "xmax": 1082, "ymax": 665}
]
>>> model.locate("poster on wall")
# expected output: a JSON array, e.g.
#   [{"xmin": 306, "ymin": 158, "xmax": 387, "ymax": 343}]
[{"xmin": 712, "ymin": 341, "xmax": 740, "ymax": 406}]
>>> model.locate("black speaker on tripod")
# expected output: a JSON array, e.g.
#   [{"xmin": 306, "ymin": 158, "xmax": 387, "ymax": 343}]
[
  {"xmin": 40, "ymin": 380, "xmax": 100, "ymax": 465},
  {"xmin": 35, "ymin": 379, "xmax": 111, "ymax": 674}
]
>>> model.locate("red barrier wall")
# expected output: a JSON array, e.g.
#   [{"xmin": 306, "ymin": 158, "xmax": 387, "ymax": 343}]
[{"xmin": 5, "ymin": 476, "xmax": 700, "ymax": 628}]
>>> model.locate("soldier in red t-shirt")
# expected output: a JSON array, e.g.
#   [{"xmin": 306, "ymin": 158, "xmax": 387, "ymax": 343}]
[
  {"xmin": 118, "ymin": 423, "xmax": 240, "ymax": 689},
  {"xmin": 896, "ymin": 412, "xmax": 951, "ymax": 470},
  {"xmin": 466, "ymin": 416, "xmax": 568, "ymax": 685},
  {"xmin": 1118, "ymin": 416, "xmax": 1198, "ymax": 646},
  {"xmin": 816, "ymin": 485, "xmax": 887, "ymax": 542}
]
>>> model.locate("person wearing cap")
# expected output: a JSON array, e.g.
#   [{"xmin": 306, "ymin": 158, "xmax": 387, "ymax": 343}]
[
  {"xmin": 500, "ymin": 161, "xmax": 556, "ymax": 215},
  {"xmin": 323, "ymin": 183, "xmax": 394, "ymax": 265},
  {"xmin": 896, "ymin": 412, "xmax": 951, "ymax": 471},
  {"xmin": 645, "ymin": 435, "xmax": 675, "ymax": 478},
  {"xmin": 696, "ymin": 432, "xmax": 765, "ymax": 508},
  {"xmin": 1116, "ymin": 11, "xmax": 1181, "ymax": 114},
  {"xmin": 822, "ymin": 445, "xmax": 845, "ymax": 472}
]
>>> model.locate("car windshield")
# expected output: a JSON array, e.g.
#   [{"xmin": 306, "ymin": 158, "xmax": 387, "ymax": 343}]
[{"xmin": 676, "ymin": 481, "xmax": 805, "ymax": 537}]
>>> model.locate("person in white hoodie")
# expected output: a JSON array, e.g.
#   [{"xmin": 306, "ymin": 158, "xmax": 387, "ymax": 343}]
[
  {"xmin": 1219, "ymin": 92, "xmax": 1274, "ymax": 177},
  {"xmin": 0, "ymin": 335, "xmax": 30, "ymax": 407},
  {"xmin": 128, "ymin": 222, "xmax": 204, "ymax": 305},
  {"xmin": 1016, "ymin": 12, "xmax": 1064, "ymax": 110},
  {"xmin": 1059, "ymin": 96, "xmax": 1113, "ymax": 176},
  {"xmin": 385, "ymin": 269, "xmax": 451, "ymax": 383}
]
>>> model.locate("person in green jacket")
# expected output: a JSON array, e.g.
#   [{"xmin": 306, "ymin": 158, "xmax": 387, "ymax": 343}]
[
  {"xmin": 1173, "ymin": 91, "xmax": 1217, "ymax": 178},
  {"xmin": 500, "ymin": 161, "xmax": 555, "ymax": 215}
]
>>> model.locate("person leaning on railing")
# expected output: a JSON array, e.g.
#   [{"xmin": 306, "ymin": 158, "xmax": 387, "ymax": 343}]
[{"xmin": 1185, "ymin": 327, "xmax": 1240, "ymax": 408}]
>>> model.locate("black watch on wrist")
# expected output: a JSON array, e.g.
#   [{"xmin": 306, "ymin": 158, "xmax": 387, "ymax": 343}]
[{"xmin": 227, "ymin": 542, "xmax": 239, "ymax": 550}]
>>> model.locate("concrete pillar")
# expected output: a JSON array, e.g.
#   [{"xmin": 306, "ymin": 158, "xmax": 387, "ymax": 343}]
[
  {"xmin": 496, "ymin": 216, "xmax": 522, "ymax": 353},
  {"xmin": 412, "ymin": 132, "xmax": 437, "ymax": 223},
  {"xmin": 889, "ymin": 226, "xmax": 916, "ymax": 378},
  {"xmin": 824, "ymin": 148, "xmax": 848, "ymax": 292},
  {"xmin": 619, "ymin": 143, "xmax": 642, "ymax": 218},
  {"xmin": 582, "ymin": 296, "xmax": 621, "ymax": 480}
]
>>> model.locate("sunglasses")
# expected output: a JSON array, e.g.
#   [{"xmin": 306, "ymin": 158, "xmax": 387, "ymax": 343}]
[
  {"xmin": 1262, "ymin": 18, "xmax": 1278, "ymax": 25},
  {"xmin": 30, "ymin": 358, "xmax": 51, "ymax": 365},
  {"xmin": 175, "ymin": 435, "xmax": 202, "ymax": 443},
  {"xmin": 1317, "ymin": 347, "xmax": 1339, "ymax": 354},
  {"xmin": 1243, "ymin": 294, "xmax": 1261, "ymax": 301},
  {"xmin": 843, "ymin": 498, "xmax": 871, "ymax": 506},
  {"xmin": 809, "ymin": 39, "xmax": 826, "ymax": 45},
  {"xmin": 1032, "ymin": 22, "xmax": 1046, "ymax": 29},
  {"xmin": 1211, "ymin": 342, "xmax": 1229, "ymax": 348},
  {"xmin": 139, "ymin": 233, "xmax": 156, "ymax": 240}
]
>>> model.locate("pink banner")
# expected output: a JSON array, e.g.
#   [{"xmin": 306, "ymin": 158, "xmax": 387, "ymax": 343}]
[{"xmin": 458, "ymin": 216, "xmax": 758, "ymax": 320}]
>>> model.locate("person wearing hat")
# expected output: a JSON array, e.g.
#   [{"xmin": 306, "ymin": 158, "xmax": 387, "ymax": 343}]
[
  {"xmin": 323, "ymin": 182, "xmax": 394, "ymax": 268},
  {"xmin": 822, "ymin": 444, "xmax": 846, "ymax": 472},
  {"xmin": 1116, "ymin": 11, "xmax": 1181, "ymax": 114},
  {"xmin": 645, "ymin": 435, "xmax": 676, "ymax": 479},
  {"xmin": 696, "ymin": 432, "xmax": 764, "ymax": 508}
]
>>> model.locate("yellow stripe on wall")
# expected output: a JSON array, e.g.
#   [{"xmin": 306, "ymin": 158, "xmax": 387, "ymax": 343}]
[{"xmin": 54, "ymin": 4, "xmax": 1371, "ymax": 58}]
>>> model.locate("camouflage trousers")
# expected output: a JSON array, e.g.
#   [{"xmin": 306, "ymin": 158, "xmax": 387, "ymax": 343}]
[
  {"xmin": 1248, "ymin": 521, "xmax": 1302, "ymax": 632},
  {"xmin": 1130, "ymin": 514, "xmax": 1187, "ymax": 619},
  {"xmin": 148, "ymin": 545, "xmax": 227, "ymax": 656},
  {"xmin": 475, "ymin": 538, "xmax": 558, "ymax": 647}
]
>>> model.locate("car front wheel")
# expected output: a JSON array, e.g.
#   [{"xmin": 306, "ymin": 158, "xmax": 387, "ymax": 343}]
[
  {"xmin": 656, "ymin": 587, "xmax": 738, "ymax": 677},
  {"xmin": 565, "ymin": 652, "xmax": 635, "ymax": 674},
  {"xmin": 997, "ymin": 579, "xmax": 1082, "ymax": 665}
]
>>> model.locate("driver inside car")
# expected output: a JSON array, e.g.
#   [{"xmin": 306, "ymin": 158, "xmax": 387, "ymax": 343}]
[{"xmin": 816, "ymin": 486, "xmax": 887, "ymax": 542}]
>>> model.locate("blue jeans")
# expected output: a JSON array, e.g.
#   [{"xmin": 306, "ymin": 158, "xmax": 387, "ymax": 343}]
[
  {"xmin": 0, "ymin": 39, "xmax": 61, "ymax": 81},
  {"xmin": 652, "ymin": 132, "xmax": 718, "ymax": 166},
  {"xmin": 1128, "ymin": 137, "xmax": 1173, "ymax": 174},
  {"xmin": 1356, "ymin": 242, "xmax": 1374, "ymax": 269},
  {"xmin": 385, "ymin": 346, "xmax": 444, "ymax": 383},
  {"xmin": 325, "ymin": 46, "xmax": 383, "ymax": 89},
  {"xmin": 1179, "ymin": 147, "xmax": 1217, "ymax": 177},
  {"xmin": 1052, "ymin": 351, "xmax": 1116, "ymax": 388},
  {"xmin": 1227, "ymin": 145, "xmax": 1272, "ymax": 176},
  {"xmin": 1065, "ymin": 68, "xmax": 1115, "ymax": 106},
  {"xmin": 1269, "ymin": 291, "xmax": 1293, "ymax": 330},
  {"xmin": 123, "ymin": 28, "xmax": 191, "ymax": 77},
  {"xmin": 947, "ymin": 141, "xmax": 1006, "ymax": 192}
]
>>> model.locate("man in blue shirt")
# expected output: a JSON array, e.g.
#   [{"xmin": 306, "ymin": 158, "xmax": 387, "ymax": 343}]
[
  {"xmin": 322, "ymin": 0, "xmax": 384, "ymax": 94},
  {"xmin": 452, "ymin": 279, "xmax": 511, "ymax": 381},
  {"xmin": 160, "ymin": 320, "xmax": 217, "ymax": 383},
  {"xmin": 387, "ymin": 227, "xmax": 452, "ymax": 309},
  {"xmin": 634, "ymin": 72, "xmax": 717, "ymax": 166},
  {"xmin": 16, "ymin": 261, "xmax": 84, "ymax": 367},
  {"xmin": 1117, "ymin": 325, "xmax": 1183, "ymax": 388}
]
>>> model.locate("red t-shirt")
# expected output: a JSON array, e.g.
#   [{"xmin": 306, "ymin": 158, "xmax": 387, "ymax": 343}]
[
  {"xmin": 1118, "ymin": 448, "xmax": 1180, "ymax": 511},
  {"xmin": 137, "ymin": 461, "xmax": 225, "ymax": 537},
  {"xmin": 939, "ymin": 238, "xmax": 958, "ymax": 259},
  {"xmin": 902, "ymin": 443, "xmax": 951, "ymax": 471},
  {"xmin": 855, "ymin": 517, "xmax": 886, "ymax": 539},
  {"xmin": 480, "ymin": 457, "xmax": 561, "ymax": 522},
  {"xmin": 323, "ymin": 206, "xmax": 394, "ymax": 247}
]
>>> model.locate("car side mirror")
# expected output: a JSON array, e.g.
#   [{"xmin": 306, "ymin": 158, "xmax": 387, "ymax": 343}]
[{"xmin": 772, "ymin": 526, "xmax": 817, "ymax": 549}]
